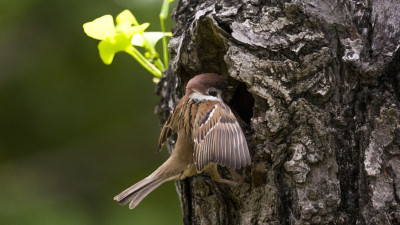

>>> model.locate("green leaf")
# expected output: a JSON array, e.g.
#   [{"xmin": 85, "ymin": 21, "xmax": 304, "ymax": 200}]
[
  {"xmin": 131, "ymin": 32, "xmax": 172, "ymax": 48},
  {"xmin": 115, "ymin": 10, "xmax": 147, "ymax": 33},
  {"xmin": 131, "ymin": 33, "xmax": 144, "ymax": 47},
  {"xmin": 98, "ymin": 33, "xmax": 132, "ymax": 65},
  {"xmin": 144, "ymin": 32, "xmax": 172, "ymax": 47},
  {"xmin": 83, "ymin": 8, "xmax": 170, "ymax": 77},
  {"xmin": 83, "ymin": 15, "xmax": 116, "ymax": 40},
  {"xmin": 120, "ymin": 23, "xmax": 150, "ymax": 36},
  {"xmin": 116, "ymin": 10, "xmax": 138, "ymax": 26}
]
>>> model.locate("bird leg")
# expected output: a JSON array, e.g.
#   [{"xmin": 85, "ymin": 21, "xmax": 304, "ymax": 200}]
[
  {"xmin": 208, "ymin": 164, "xmax": 239, "ymax": 186},
  {"xmin": 228, "ymin": 167, "xmax": 245, "ymax": 183}
]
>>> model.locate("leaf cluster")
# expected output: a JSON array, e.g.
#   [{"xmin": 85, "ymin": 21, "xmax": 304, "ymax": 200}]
[{"xmin": 83, "ymin": 0, "xmax": 174, "ymax": 80}]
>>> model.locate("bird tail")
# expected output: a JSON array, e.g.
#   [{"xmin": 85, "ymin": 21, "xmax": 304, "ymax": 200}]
[{"xmin": 113, "ymin": 170, "xmax": 168, "ymax": 209}]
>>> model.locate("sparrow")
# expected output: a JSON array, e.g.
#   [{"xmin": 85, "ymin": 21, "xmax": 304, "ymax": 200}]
[{"xmin": 114, "ymin": 73, "xmax": 251, "ymax": 209}]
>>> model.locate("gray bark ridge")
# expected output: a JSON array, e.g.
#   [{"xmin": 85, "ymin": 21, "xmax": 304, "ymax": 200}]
[{"xmin": 156, "ymin": 0, "xmax": 400, "ymax": 224}]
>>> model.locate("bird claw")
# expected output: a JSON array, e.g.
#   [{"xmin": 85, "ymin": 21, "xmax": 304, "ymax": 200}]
[{"xmin": 218, "ymin": 178, "xmax": 240, "ymax": 187}]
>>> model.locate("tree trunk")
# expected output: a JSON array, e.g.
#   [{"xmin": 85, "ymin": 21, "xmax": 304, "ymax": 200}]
[{"xmin": 156, "ymin": 0, "xmax": 400, "ymax": 224}]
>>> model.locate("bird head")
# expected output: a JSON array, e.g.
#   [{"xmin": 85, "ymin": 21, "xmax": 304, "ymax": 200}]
[{"xmin": 185, "ymin": 73, "xmax": 231, "ymax": 102}]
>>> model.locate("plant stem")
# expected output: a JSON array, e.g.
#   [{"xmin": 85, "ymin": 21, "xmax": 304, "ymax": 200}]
[
  {"xmin": 126, "ymin": 46, "xmax": 162, "ymax": 77},
  {"xmin": 160, "ymin": 18, "xmax": 168, "ymax": 67},
  {"xmin": 154, "ymin": 58, "xmax": 166, "ymax": 72},
  {"xmin": 159, "ymin": 0, "xmax": 170, "ymax": 68},
  {"xmin": 140, "ymin": 35, "xmax": 165, "ymax": 72}
]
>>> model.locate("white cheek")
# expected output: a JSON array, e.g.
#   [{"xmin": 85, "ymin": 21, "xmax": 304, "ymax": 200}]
[{"xmin": 190, "ymin": 91, "xmax": 221, "ymax": 102}]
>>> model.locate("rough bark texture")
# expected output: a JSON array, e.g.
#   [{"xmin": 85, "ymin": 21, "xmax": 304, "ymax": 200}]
[{"xmin": 155, "ymin": 0, "xmax": 400, "ymax": 224}]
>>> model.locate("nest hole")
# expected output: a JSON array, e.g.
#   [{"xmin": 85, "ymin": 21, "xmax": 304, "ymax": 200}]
[{"xmin": 229, "ymin": 83, "xmax": 254, "ymax": 125}]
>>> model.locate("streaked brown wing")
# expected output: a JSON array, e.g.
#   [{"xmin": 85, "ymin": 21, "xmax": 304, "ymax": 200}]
[
  {"xmin": 158, "ymin": 116, "xmax": 173, "ymax": 151},
  {"xmin": 158, "ymin": 98, "xmax": 187, "ymax": 151},
  {"xmin": 158, "ymin": 97, "xmax": 198, "ymax": 151},
  {"xmin": 193, "ymin": 102, "xmax": 251, "ymax": 171}
]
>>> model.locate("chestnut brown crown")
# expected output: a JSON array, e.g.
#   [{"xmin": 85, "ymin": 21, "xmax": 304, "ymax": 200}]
[{"xmin": 185, "ymin": 73, "xmax": 230, "ymax": 97}]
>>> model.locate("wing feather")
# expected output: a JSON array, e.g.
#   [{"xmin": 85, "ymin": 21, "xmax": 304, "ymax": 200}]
[
  {"xmin": 158, "ymin": 122, "xmax": 172, "ymax": 151},
  {"xmin": 236, "ymin": 123, "xmax": 241, "ymax": 169},
  {"xmin": 217, "ymin": 126, "xmax": 222, "ymax": 164},
  {"xmin": 158, "ymin": 98, "xmax": 193, "ymax": 152},
  {"xmin": 239, "ymin": 131, "xmax": 246, "ymax": 166},
  {"xmin": 193, "ymin": 102, "xmax": 251, "ymax": 171},
  {"xmin": 224, "ymin": 125, "xmax": 229, "ymax": 167},
  {"xmin": 230, "ymin": 123, "xmax": 237, "ymax": 169}
]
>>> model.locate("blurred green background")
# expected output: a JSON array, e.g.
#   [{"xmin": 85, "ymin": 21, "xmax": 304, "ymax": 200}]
[{"xmin": 0, "ymin": 0, "xmax": 181, "ymax": 224}]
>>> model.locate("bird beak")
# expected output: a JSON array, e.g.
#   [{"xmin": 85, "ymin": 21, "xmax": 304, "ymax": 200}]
[
  {"xmin": 222, "ymin": 81, "xmax": 233, "ymax": 90},
  {"xmin": 217, "ymin": 80, "xmax": 233, "ymax": 91}
]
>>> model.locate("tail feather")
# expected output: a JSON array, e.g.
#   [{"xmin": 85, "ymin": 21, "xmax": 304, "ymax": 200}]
[
  {"xmin": 128, "ymin": 179, "xmax": 165, "ymax": 209},
  {"xmin": 114, "ymin": 155, "xmax": 183, "ymax": 209},
  {"xmin": 114, "ymin": 172, "xmax": 168, "ymax": 209}
]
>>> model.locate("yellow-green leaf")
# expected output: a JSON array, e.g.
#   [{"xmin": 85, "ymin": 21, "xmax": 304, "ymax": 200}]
[
  {"xmin": 131, "ymin": 32, "xmax": 172, "ymax": 48},
  {"xmin": 131, "ymin": 33, "xmax": 144, "ymax": 47},
  {"xmin": 142, "ymin": 32, "xmax": 172, "ymax": 48},
  {"xmin": 116, "ymin": 10, "xmax": 138, "ymax": 26},
  {"xmin": 120, "ymin": 23, "xmax": 149, "ymax": 35},
  {"xmin": 98, "ymin": 33, "xmax": 132, "ymax": 65},
  {"xmin": 83, "ymin": 15, "xmax": 116, "ymax": 40}
]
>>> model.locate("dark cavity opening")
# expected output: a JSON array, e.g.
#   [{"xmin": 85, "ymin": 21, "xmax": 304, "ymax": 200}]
[{"xmin": 229, "ymin": 83, "xmax": 254, "ymax": 125}]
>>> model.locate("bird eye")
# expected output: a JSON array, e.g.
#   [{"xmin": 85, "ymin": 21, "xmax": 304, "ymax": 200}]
[
  {"xmin": 208, "ymin": 90, "xmax": 218, "ymax": 97},
  {"xmin": 207, "ymin": 88, "xmax": 218, "ymax": 97}
]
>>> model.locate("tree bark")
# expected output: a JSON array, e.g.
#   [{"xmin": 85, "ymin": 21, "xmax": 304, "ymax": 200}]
[{"xmin": 156, "ymin": 0, "xmax": 400, "ymax": 224}]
